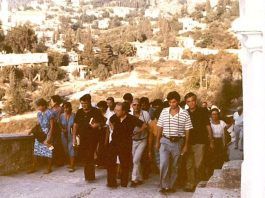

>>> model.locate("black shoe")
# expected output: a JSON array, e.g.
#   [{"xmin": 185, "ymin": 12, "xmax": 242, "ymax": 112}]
[
  {"xmin": 107, "ymin": 183, "xmax": 118, "ymax": 188},
  {"xmin": 167, "ymin": 188, "xmax": 176, "ymax": 193},
  {"xmin": 130, "ymin": 181, "xmax": 138, "ymax": 187},
  {"xmin": 159, "ymin": 188, "xmax": 168, "ymax": 194},
  {"xmin": 121, "ymin": 184, "xmax": 128, "ymax": 187},
  {"xmin": 137, "ymin": 181, "xmax": 143, "ymax": 185}
]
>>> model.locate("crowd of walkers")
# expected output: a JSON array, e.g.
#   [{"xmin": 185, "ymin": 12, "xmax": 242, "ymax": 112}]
[{"xmin": 28, "ymin": 91, "xmax": 243, "ymax": 193}]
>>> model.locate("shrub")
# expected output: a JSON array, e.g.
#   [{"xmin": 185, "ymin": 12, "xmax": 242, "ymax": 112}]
[
  {"xmin": 0, "ymin": 88, "xmax": 5, "ymax": 100},
  {"xmin": 4, "ymin": 86, "xmax": 30, "ymax": 115},
  {"xmin": 31, "ymin": 82, "xmax": 56, "ymax": 109},
  {"xmin": 72, "ymin": 69, "xmax": 80, "ymax": 77}
]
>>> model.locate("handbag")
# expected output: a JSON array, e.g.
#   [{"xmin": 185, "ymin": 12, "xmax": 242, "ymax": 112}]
[
  {"xmin": 224, "ymin": 130, "xmax": 232, "ymax": 145},
  {"xmin": 30, "ymin": 124, "xmax": 47, "ymax": 143}
]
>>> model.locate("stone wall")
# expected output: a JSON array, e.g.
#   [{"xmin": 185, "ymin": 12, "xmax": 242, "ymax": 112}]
[
  {"xmin": 0, "ymin": 134, "xmax": 34, "ymax": 175},
  {"xmin": 193, "ymin": 160, "xmax": 242, "ymax": 198}
]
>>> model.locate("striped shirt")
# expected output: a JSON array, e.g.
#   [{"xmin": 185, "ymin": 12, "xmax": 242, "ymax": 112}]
[{"xmin": 157, "ymin": 107, "xmax": 193, "ymax": 137}]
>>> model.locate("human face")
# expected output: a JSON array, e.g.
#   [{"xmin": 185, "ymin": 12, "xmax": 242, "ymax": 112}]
[
  {"xmin": 98, "ymin": 107, "xmax": 107, "ymax": 115},
  {"xmin": 80, "ymin": 100, "xmax": 91, "ymax": 111},
  {"xmin": 132, "ymin": 101, "xmax": 141, "ymax": 112},
  {"xmin": 50, "ymin": 99, "xmax": 56, "ymax": 107},
  {"xmin": 63, "ymin": 106, "xmax": 72, "ymax": 114},
  {"xmin": 211, "ymin": 111, "xmax": 219, "ymax": 121},
  {"xmin": 107, "ymin": 100, "xmax": 114, "ymax": 109},
  {"xmin": 169, "ymin": 99, "xmax": 179, "ymax": 109},
  {"xmin": 186, "ymin": 96, "xmax": 197, "ymax": 110},
  {"xmin": 202, "ymin": 102, "xmax": 207, "ymax": 108},
  {"xmin": 115, "ymin": 105, "xmax": 126, "ymax": 118},
  {"xmin": 37, "ymin": 105, "xmax": 46, "ymax": 112},
  {"xmin": 141, "ymin": 102, "xmax": 149, "ymax": 111}
]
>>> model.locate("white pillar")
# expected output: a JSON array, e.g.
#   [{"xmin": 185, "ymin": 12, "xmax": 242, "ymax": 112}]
[{"xmin": 233, "ymin": 0, "xmax": 265, "ymax": 197}]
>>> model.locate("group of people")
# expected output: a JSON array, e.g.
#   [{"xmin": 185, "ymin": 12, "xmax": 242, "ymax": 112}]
[{"xmin": 28, "ymin": 91, "xmax": 243, "ymax": 193}]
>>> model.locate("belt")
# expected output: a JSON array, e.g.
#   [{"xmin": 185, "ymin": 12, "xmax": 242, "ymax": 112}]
[
  {"xmin": 133, "ymin": 137, "xmax": 146, "ymax": 141},
  {"xmin": 163, "ymin": 135, "xmax": 184, "ymax": 142}
]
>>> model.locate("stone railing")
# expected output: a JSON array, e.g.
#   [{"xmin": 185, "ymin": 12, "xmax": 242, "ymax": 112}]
[{"xmin": 0, "ymin": 134, "xmax": 34, "ymax": 175}]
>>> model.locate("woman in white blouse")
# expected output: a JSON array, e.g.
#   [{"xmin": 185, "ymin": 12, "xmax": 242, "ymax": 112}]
[{"xmin": 210, "ymin": 108, "xmax": 228, "ymax": 170}]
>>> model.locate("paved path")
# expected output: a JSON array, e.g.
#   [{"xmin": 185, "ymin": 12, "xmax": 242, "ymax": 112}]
[
  {"xmin": 0, "ymin": 167, "xmax": 193, "ymax": 198},
  {"xmin": 0, "ymin": 142, "xmax": 243, "ymax": 198}
]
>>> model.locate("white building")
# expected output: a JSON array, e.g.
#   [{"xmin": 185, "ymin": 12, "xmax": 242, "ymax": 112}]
[
  {"xmin": 0, "ymin": 53, "xmax": 48, "ymax": 67},
  {"xmin": 168, "ymin": 47, "xmax": 185, "ymax": 60},
  {"xmin": 86, "ymin": 10, "xmax": 103, "ymax": 18},
  {"xmin": 0, "ymin": 0, "xmax": 9, "ymax": 34},
  {"xmin": 179, "ymin": 17, "xmax": 207, "ymax": 34},
  {"xmin": 178, "ymin": 37, "xmax": 195, "ymax": 48},
  {"xmin": 10, "ymin": 11, "xmax": 46, "ymax": 26},
  {"xmin": 144, "ymin": 8, "xmax": 160, "ymax": 19},
  {"xmin": 232, "ymin": 0, "xmax": 265, "ymax": 197},
  {"xmin": 191, "ymin": 47, "xmax": 218, "ymax": 55},
  {"xmin": 110, "ymin": 7, "xmax": 133, "ymax": 18},
  {"xmin": 98, "ymin": 18, "xmax": 110, "ymax": 29},
  {"xmin": 52, "ymin": 0, "xmax": 67, "ymax": 7},
  {"xmin": 210, "ymin": 0, "xmax": 218, "ymax": 8},
  {"xmin": 132, "ymin": 41, "xmax": 161, "ymax": 60},
  {"xmin": 68, "ymin": 51, "xmax": 79, "ymax": 67},
  {"xmin": 71, "ymin": 0, "xmax": 80, "ymax": 7}
]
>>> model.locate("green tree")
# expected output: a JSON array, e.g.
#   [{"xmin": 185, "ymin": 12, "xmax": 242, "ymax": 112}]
[
  {"xmin": 64, "ymin": 29, "xmax": 75, "ymax": 52},
  {"xmin": 48, "ymin": 51, "xmax": 69, "ymax": 66},
  {"xmin": 5, "ymin": 25, "xmax": 38, "ymax": 53},
  {"xmin": 4, "ymin": 69, "xmax": 30, "ymax": 114}
]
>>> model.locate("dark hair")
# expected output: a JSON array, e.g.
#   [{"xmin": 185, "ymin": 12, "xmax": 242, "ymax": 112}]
[
  {"xmin": 106, "ymin": 97, "xmax": 114, "ymax": 103},
  {"xmin": 123, "ymin": 93, "xmax": 133, "ymax": 103},
  {"xmin": 140, "ymin": 97, "xmax": 149, "ymax": 104},
  {"xmin": 163, "ymin": 100, "xmax": 169, "ymax": 108},
  {"xmin": 35, "ymin": 98, "xmax": 48, "ymax": 107},
  {"xmin": 211, "ymin": 108, "xmax": 220, "ymax": 118},
  {"xmin": 97, "ymin": 100, "xmax": 108, "ymax": 112},
  {"xmin": 167, "ymin": 91, "xmax": 181, "ymax": 102},
  {"xmin": 80, "ymin": 94, "xmax": 91, "ymax": 103},
  {"xmin": 184, "ymin": 92, "xmax": 197, "ymax": 101},
  {"xmin": 51, "ymin": 95, "xmax": 63, "ymax": 105},
  {"xmin": 116, "ymin": 102, "xmax": 130, "ymax": 113},
  {"xmin": 152, "ymin": 99, "xmax": 163, "ymax": 108},
  {"xmin": 62, "ymin": 102, "xmax": 72, "ymax": 110},
  {"xmin": 179, "ymin": 101, "xmax": 186, "ymax": 108}
]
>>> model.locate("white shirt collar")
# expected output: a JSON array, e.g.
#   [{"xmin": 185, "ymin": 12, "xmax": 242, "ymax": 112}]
[{"xmin": 166, "ymin": 106, "xmax": 184, "ymax": 113}]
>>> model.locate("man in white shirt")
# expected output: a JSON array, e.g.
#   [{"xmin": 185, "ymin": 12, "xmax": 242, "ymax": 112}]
[
  {"xmin": 105, "ymin": 97, "xmax": 115, "ymax": 143},
  {"xmin": 156, "ymin": 91, "xmax": 193, "ymax": 193},
  {"xmin": 233, "ymin": 106, "xmax": 243, "ymax": 150},
  {"xmin": 130, "ymin": 98, "xmax": 151, "ymax": 187}
]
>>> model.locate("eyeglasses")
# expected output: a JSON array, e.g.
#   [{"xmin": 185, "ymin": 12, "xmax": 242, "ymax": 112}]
[{"xmin": 132, "ymin": 104, "xmax": 140, "ymax": 106}]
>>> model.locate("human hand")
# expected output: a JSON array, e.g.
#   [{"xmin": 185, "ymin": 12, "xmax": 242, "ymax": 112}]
[
  {"xmin": 90, "ymin": 122, "xmax": 99, "ymax": 129},
  {"xmin": 181, "ymin": 145, "xmax": 188, "ymax": 155}
]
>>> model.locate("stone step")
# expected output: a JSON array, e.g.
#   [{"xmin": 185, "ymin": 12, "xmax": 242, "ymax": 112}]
[
  {"xmin": 193, "ymin": 187, "xmax": 240, "ymax": 198},
  {"xmin": 221, "ymin": 160, "xmax": 242, "ymax": 189},
  {"xmin": 205, "ymin": 160, "xmax": 242, "ymax": 189},
  {"xmin": 207, "ymin": 169, "xmax": 226, "ymax": 188}
]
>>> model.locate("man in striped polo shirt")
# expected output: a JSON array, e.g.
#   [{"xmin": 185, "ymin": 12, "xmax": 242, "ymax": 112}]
[{"xmin": 156, "ymin": 91, "xmax": 193, "ymax": 193}]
